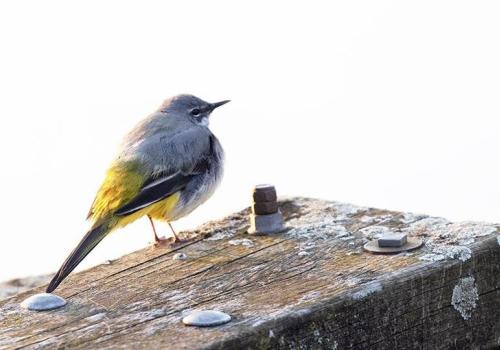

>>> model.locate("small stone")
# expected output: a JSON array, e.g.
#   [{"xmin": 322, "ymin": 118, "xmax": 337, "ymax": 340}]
[
  {"xmin": 21, "ymin": 293, "xmax": 66, "ymax": 311},
  {"xmin": 172, "ymin": 253, "xmax": 188, "ymax": 260},
  {"xmin": 378, "ymin": 233, "xmax": 407, "ymax": 247},
  {"xmin": 182, "ymin": 310, "xmax": 231, "ymax": 327}
]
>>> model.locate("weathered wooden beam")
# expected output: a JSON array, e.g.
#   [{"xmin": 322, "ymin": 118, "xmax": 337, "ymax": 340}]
[{"xmin": 0, "ymin": 198, "xmax": 498, "ymax": 349}]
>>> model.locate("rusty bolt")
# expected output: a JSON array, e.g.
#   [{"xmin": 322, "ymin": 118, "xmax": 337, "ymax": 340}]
[
  {"xmin": 252, "ymin": 184, "xmax": 278, "ymax": 215},
  {"xmin": 248, "ymin": 184, "xmax": 284, "ymax": 235}
]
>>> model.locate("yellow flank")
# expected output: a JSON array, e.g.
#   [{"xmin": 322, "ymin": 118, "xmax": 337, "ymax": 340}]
[
  {"xmin": 115, "ymin": 192, "xmax": 180, "ymax": 229},
  {"xmin": 90, "ymin": 161, "xmax": 144, "ymax": 223},
  {"xmin": 89, "ymin": 160, "xmax": 180, "ymax": 231}
]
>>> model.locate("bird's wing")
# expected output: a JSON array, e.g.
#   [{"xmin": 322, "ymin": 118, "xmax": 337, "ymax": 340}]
[
  {"xmin": 113, "ymin": 171, "xmax": 194, "ymax": 216},
  {"xmin": 88, "ymin": 131, "xmax": 214, "ymax": 221},
  {"xmin": 114, "ymin": 134, "xmax": 217, "ymax": 217}
]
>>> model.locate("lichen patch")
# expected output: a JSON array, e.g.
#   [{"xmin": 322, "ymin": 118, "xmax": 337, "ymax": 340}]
[
  {"xmin": 399, "ymin": 212, "xmax": 429, "ymax": 224},
  {"xmin": 359, "ymin": 226, "xmax": 393, "ymax": 240},
  {"xmin": 407, "ymin": 219, "xmax": 497, "ymax": 263},
  {"xmin": 451, "ymin": 276, "xmax": 479, "ymax": 320},
  {"xmin": 419, "ymin": 245, "xmax": 472, "ymax": 262},
  {"xmin": 228, "ymin": 238, "xmax": 255, "ymax": 247}
]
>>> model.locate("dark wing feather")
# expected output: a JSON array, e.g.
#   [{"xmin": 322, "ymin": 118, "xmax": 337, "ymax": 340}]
[{"xmin": 114, "ymin": 172, "xmax": 194, "ymax": 216}]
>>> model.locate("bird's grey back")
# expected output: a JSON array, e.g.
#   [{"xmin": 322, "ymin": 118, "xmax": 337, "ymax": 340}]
[{"xmin": 118, "ymin": 109, "xmax": 214, "ymax": 176}]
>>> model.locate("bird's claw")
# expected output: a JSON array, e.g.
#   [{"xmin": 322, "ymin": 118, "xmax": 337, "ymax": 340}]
[
  {"xmin": 153, "ymin": 236, "xmax": 193, "ymax": 248},
  {"xmin": 153, "ymin": 237, "xmax": 174, "ymax": 248}
]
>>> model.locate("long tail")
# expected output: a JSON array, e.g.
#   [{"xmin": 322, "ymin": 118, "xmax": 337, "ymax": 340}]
[{"xmin": 46, "ymin": 220, "xmax": 112, "ymax": 293}]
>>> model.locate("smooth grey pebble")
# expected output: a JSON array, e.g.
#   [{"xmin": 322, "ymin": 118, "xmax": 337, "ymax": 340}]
[
  {"xmin": 172, "ymin": 253, "xmax": 188, "ymax": 260},
  {"xmin": 21, "ymin": 293, "xmax": 66, "ymax": 311},
  {"xmin": 182, "ymin": 310, "xmax": 231, "ymax": 327}
]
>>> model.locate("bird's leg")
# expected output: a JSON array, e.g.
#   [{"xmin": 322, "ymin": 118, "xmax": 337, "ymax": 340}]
[
  {"xmin": 168, "ymin": 222, "xmax": 180, "ymax": 242},
  {"xmin": 149, "ymin": 218, "xmax": 192, "ymax": 247},
  {"xmin": 148, "ymin": 216, "xmax": 163, "ymax": 243},
  {"xmin": 149, "ymin": 217, "xmax": 185, "ymax": 247},
  {"xmin": 168, "ymin": 222, "xmax": 194, "ymax": 245}
]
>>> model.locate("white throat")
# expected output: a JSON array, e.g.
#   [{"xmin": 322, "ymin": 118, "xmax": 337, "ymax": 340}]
[{"xmin": 199, "ymin": 117, "xmax": 209, "ymax": 127}]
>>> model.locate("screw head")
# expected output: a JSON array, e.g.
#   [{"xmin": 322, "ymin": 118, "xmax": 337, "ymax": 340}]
[
  {"xmin": 21, "ymin": 293, "xmax": 67, "ymax": 311},
  {"xmin": 182, "ymin": 310, "xmax": 231, "ymax": 327}
]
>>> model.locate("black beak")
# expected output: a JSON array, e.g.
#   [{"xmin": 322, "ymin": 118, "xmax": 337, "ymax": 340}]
[{"xmin": 209, "ymin": 100, "xmax": 231, "ymax": 111}]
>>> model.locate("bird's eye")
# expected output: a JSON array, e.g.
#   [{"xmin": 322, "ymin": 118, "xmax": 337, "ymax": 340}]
[{"xmin": 191, "ymin": 108, "xmax": 201, "ymax": 116}]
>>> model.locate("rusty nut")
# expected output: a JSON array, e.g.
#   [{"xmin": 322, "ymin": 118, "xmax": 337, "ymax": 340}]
[
  {"xmin": 252, "ymin": 201, "xmax": 279, "ymax": 215},
  {"xmin": 252, "ymin": 184, "xmax": 277, "ymax": 202}
]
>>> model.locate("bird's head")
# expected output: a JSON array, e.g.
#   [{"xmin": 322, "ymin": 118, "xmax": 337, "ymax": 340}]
[{"xmin": 160, "ymin": 94, "xmax": 230, "ymax": 127}]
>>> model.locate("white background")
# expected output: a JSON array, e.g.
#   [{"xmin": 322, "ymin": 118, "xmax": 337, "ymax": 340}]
[{"xmin": 0, "ymin": 1, "xmax": 499, "ymax": 282}]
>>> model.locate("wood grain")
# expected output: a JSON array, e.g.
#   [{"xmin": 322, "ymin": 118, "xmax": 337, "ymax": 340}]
[{"xmin": 0, "ymin": 198, "xmax": 498, "ymax": 349}]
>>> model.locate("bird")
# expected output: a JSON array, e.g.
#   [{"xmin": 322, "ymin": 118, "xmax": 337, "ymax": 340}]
[{"xmin": 46, "ymin": 94, "xmax": 229, "ymax": 293}]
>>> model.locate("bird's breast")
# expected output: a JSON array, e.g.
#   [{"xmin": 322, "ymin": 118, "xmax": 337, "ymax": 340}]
[{"xmin": 168, "ymin": 138, "xmax": 224, "ymax": 221}]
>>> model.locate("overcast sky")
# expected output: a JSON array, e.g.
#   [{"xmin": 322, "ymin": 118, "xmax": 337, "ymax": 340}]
[{"xmin": 1, "ymin": 0, "xmax": 499, "ymax": 281}]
